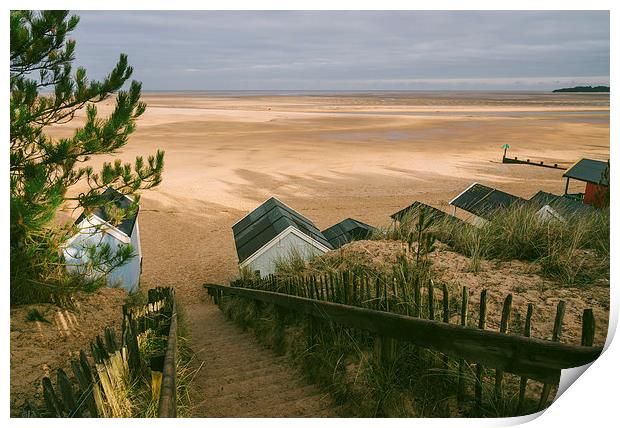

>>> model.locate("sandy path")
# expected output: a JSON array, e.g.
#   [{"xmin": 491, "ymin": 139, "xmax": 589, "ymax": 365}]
[{"xmin": 187, "ymin": 300, "xmax": 339, "ymax": 417}]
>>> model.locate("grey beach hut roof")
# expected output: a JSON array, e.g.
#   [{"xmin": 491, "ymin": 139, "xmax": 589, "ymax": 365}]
[
  {"xmin": 321, "ymin": 218, "xmax": 376, "ymax": 249},
  {"xmin": 232, "ymin": 197, "xmax": 333, "ymax": 263},
  {"xmin": 74, "ymin": 187, "xmax": 139, "ymax": 237},
  {"xmin": 449, "ymin": 183, "xmax": 523, "ymax": 219}
]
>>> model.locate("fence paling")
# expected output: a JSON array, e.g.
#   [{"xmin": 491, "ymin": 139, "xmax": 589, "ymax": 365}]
[
  {"xmin": 538, "ymin": 300, "xmax": 566, "ymax": 411},
  {"xmin": 428, "ymin": 279, "xmax": 435, "ymax": 321},
  {"xmin": 494, "ymin": 294, "xmax": 513, "ymax": 399},
  {"xmin": 581, "ymin": 309, "xmax": 595, "ymax": 347},
  {"xmin": 475, "ymin": 290, "xmax": 488, "ymax": 412},
  {"xmin": 34, "ymin": 287, "xmax": 177, "ymax": 418},
  {"xmin": 457, "ymin": 286, "xmax": 469, "ymax": 405},
  {"xmin": 441, "ymin": 284, "xmax": 450, "ymax": 368},
  {"xmin": 517, "ymin": 303, "xmax": 534, "ymax": 414}
]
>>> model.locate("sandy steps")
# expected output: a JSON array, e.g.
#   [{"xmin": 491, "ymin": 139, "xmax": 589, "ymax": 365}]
[{"xmin": 188, "ymin": 300, "xmax": 341, "ymax": 417}]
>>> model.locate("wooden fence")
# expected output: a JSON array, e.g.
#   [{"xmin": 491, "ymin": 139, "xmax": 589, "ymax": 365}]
[
  {"xmin": 22, "ymin": 287, "xmax": 178, "ymax": 418},
  {"xmin": 205, "ymin": 271, "xmax": 601, "ymax": 413}
]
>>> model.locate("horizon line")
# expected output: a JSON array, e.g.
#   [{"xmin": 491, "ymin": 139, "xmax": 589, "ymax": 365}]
[{"xmin": 139, "ymin": 87, "xmax": 610, "ymax": 92}]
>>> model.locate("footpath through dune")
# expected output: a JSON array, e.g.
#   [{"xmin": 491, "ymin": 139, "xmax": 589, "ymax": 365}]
[{"xmin": 186, "ymin": 300, "xmax": 341, "ymax": 417}]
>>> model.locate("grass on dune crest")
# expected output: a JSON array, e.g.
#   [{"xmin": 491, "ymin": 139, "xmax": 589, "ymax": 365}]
[{"xmin": 382, "ymin": 204, "xmax": 609, "ymax": 285}]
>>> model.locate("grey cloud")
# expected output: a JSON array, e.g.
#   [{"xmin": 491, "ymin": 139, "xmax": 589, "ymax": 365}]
[{"xmin": 71, "ymin": 10, "xmax": 609, "ymax": 90}]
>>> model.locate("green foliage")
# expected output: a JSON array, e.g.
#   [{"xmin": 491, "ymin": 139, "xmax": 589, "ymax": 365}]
[{"xmin": 10, "ymin": 10, "xmax": 165, "ymax": 304}]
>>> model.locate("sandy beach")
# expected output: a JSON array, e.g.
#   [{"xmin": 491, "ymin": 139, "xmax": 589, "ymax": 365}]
[
  {"xmin": 45, "ymin": 91, "xmax": 611, "ymax": 299},
  {"xmin": 48, "ymin": 92, "xmax": 609, "ymax": 296}
]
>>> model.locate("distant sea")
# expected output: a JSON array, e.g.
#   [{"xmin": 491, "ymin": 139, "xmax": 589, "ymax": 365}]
[{"xmin": 143, "ymin": 89, "xmax": 611, "ymax": 98}]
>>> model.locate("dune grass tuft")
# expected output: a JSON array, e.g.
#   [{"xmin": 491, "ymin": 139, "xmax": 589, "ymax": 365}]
[{"xmin": 387, "ymin": 204, "xmax": 609, "ymax": 285}]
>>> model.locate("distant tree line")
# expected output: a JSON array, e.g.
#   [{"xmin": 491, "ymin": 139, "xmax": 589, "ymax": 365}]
[{"xmin": 552, "ymin": 85, "xmax": 610, "ymax": 93}]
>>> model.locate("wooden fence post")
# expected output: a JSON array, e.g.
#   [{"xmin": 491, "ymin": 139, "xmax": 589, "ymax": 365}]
[
  {"xmin": 42, "ymin": 377, "xmax": 63, "ymax": 417},
  {"xmin": 494, "ymin": 294, "xmax": 512, "ymax": 399},
  {"xmin": 538, "ymin": 300, "xmax": 565, "ymax": 411},
  {"xmin": 80, "ymin": 350, "xmax": 107, "ymax": 417},
  {"xmin": 517, "ymin": 303, "xmax": 534, "ymax": 414},
  {"xmin": 364, "ymin": 274, "xmax": 371, "ymax": 309},
  {"xmin": 441, "ymin": 284, "xmax": 450, "ymax": 367},
  {"xmin": 375, "ymin": 276, "xmax": 381, "ymax": 310},
  {"xmin": 475, "ymin": 290, "xmax": 488, "ymax": 413},
  {"xmin": 57, "ymin": 368, "xmax": 80, "ymax": 417},
  {"xmin": 457, "ymin": 286, "xmax": 469, "ymax": 406},
  {"xmin": 71, "ymin": 358, "xmax": 99, "ymax": 417},
  {"xmin": 413, "ymin": 274, "xmax": 421, "ymax": 317},
  {"xmin": 428, "ymin": 279, "xmax": 435, "ymax": 321},
  {"xmin": 581, "ymin": 309, "xmax": 595, "ymax": 346}
]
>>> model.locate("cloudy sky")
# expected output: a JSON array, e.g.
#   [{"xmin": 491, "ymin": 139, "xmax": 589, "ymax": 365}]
[{"xmin": 72, "ymin": 10, "xmax": 609, "ymax": 91}]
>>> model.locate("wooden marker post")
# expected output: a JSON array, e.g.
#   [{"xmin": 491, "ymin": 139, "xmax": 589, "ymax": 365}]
[{"xmin": 501, "ymin": 143, "xmax": 510, "ymax": 161}]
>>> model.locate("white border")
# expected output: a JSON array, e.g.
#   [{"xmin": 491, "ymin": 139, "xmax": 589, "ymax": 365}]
[{"xmin": 3, "ymin": 3, "xmax": 616, "ymax": 427}]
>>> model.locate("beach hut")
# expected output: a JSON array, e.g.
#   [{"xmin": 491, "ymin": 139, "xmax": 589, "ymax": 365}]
[
  {"xmin": 449, "ymin": 183, "xmax": 523, "ymax": 226},
  {"xmin": 562, "ymin": 158, "xmax": 609, "ymax": 207},
  {"xmin": 63, "ymin": 188, "xmax": 142, "ymax": 292},
  {"xmin": 528, "ymin": 190, "xmax": 596, "ymax": 221},
  {"xmin": 390, "ymin": 201, "xmax": 464, "ymax": 226},
  {"xmin": 232, "ymin": 197, "xmax": 333, "ymax": 277},
  {"xmin": 322, "ymin": 218, "xmax": 376, "ymax": 249}
]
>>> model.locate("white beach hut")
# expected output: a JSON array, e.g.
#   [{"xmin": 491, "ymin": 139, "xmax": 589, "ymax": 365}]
[
  {"xmin": 527, "ymin": 190, "xmax": 595, "ymax": 223},
  {"xmin": 232, "ymin": 197, "xmax": 333, "ymax": 277},
  {"xmin": 63, "ymin": 188, "xmax": 142, "ymax": 292}
]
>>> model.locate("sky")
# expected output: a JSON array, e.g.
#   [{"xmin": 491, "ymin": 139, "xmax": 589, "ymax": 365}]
[{"xmin": 71, "ymin": 10, "xmax": 610, "ymax": 91}]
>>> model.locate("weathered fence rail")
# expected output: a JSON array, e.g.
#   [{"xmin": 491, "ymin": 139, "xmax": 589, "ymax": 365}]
[
  {"xmin": 24, "ymin": 287, "xmax": 177, "ymax": 418},
  {"xmin": 204, "ymin": 283, "xmax": 600, "ymax": 384},
  {"xmin": 205, "ymin": 271, "xmax": 601, "ymax": 413},
  {"xmin": 158, "ymin": 292, "xmax": 178, "ymax": 418}
]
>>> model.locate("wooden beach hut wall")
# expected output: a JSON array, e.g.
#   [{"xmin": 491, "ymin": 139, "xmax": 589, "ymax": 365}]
[
  {"xmin": 232, "ymin": 197, "xmax": 333, "ymax": 277},
  {"xmin": 562, "ymin": 158, "xmax": 609, "ymax": 208},
  {"xmin": 62, "ymin": 188, "xmax": 142, "ymax": 293},
  {"xmin": 322, "ymin": 218, "xmax": 376, "ymax": 249},
  {"xmin": 449, "ymin": 183, "xmax": 524, "ymax": 226}
]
